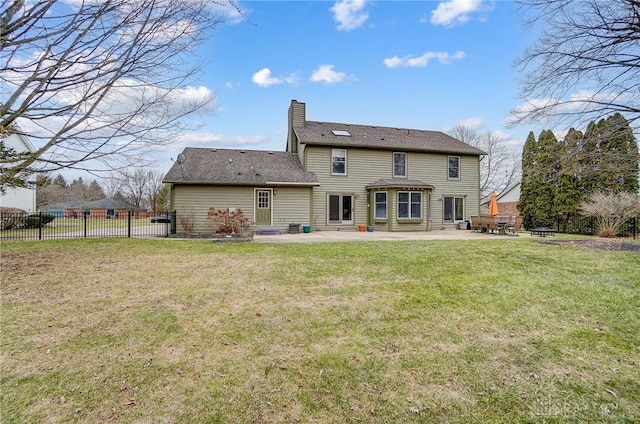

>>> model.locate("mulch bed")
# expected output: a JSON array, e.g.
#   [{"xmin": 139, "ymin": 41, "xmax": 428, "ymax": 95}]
[{"xmin": 540, "ymin": 239, "xmax": 640, "ymax": 252}]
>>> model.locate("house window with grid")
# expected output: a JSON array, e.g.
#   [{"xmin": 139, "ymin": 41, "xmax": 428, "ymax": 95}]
[
  {"xmin": 397, "ymin": 191, "xmax": 422, "ymax": 219},
  {"xmin": 257, "ymin": 191, "xmax": 270, "ymax": 209},
  {"xmin": 448, "ymin": 156, "xmax": 460, "ymax": 180},
  {"xmin": 332, "ymin": 149, "xmax": 347, "ymax": 175},
  {"xmin": 393, "ymin": 152, "xmax": 407, "ymax": 177},
  {"xmin": 374, "ymin": 191, "xmax": 387, "ymax": 220}
]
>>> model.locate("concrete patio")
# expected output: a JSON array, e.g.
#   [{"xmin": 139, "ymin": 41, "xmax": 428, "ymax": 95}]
[{"xmin": 253, "ymin": 228, "xmax": 521, "ymax": 243}]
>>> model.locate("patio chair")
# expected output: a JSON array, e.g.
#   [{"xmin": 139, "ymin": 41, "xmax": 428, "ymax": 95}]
[
  {"xmin": 469, "ymin": 215, "xmax": 481, "ymax": 232},
  {"xmin": 486, "ymin": 215, "xmax": 498, "ymax": 234},
  {"xmin": 507, "ymin": 215, "xmax": 523, "ymax": 236}
]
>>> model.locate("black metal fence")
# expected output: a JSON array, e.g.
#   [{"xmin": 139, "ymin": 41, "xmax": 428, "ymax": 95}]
[
  {"xmin": 526, "ymin": 215, "xmax": 638, "ymax": 239},
  {"xmin": 2, "ymin": 210, "xmax": 637, "ymax": 241},
  {"xmin": 0, "ymin": 210, "xmax": 174, "ymax": 241}
]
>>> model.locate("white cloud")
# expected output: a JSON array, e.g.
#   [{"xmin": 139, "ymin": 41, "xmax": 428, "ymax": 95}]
[
  {"xmin": 431, "ymin": 0, "xmax": 484, "ymax": 27},
  {"xmin": 252, "ymin": 68, "xmax": 300, "ymax": 87},
  {"xmin": 459, "ymin": 117, "xmax": 485, "ymax": 130},
  {"xmin": 310, "ymin": 65, "xmax": 346, "ymax": 84},
  {"xmin": 507, "ymin": 90, "xmax": 633, "ymax": 125},
  {"xmin": 330, "ymin": 0, "xmax": 369, "ymax": 31},
  {"xmin": 252, "ymin": 68, "xmax": 282, "ymax": 87},
  {"xmin": 175, "ymin": 133, "xmax": 267, "ymax": 148},
  {"xmin": 383, "ymin": 51, "xmax": 465, "ymax": 68},
  {"xmin": 505, "ymin": 90, "xmax": 634, "ymax": 125},
  {"xmin": 283, "ymin": 73, "xmax": 302, "ymax": 86}
]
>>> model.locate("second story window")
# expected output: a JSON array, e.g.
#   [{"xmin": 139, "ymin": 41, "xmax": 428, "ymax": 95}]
[
  {"xmin": 332, "ymin": 148, "xmax": 347, "ymax": 175},
  {"xmin": 393, "ymin": 152, "xmax": 407, "ymax": 177},
  {"xmin": 448, "ymin": 156, "xmax": 460, "ymax": 180}
]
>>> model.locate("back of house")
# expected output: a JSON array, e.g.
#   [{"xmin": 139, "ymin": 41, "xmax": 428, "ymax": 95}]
[{"xmin": 164, "ymin": 100, "xmax": 485, "ymax": 234}]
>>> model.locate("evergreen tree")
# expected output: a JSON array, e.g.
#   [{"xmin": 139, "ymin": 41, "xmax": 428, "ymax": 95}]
[
  {"xmin": 519, "ymin": 113, "xmax": 638, "ymax": 229},
  {"xmin": 555, "ymin": 128, "xmax": 585, "ymax": 217},
  {"xmin": 519, "ymin": 129, "xmax": 561, "ymax": 228},
  {"xmin": 87, "ymin": 180, "xmax": 106, "ymax": 201},
  {"xmin": 581, "ymin": 119, "xmax": 603, "ymax": 194},
  {"xmin": 602, "ymin": 113, "xmax": 639, "ymax": 194},
  {"xmin": 582, "ymin": 114, "xmax": 639, "ymax": 194},
  {"xmin": 53, "ymin": 174, "xmax": 68, "ymax": 189},
  {"xmin": 535, "ymin": 129, "xmax": 560, "ymax": 226},
  {"xmin": 518, "ymin": 131, "xmax": 538, "ymax": 229}
]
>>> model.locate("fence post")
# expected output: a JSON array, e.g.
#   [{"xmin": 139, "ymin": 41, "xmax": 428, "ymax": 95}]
[
  {"xmin": 83, "ymin": 210, "xmax": 88, "ymax": 238},
  {"xmin": 127, "ymin": 210, "xmax": 132, "ymax": 238},
  {"xmin": 38, "ymin": 211, "xmax": 43, "ymax": 240}
]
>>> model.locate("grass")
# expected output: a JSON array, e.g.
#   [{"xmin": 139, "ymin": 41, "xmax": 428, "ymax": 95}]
[{"xmin": 1, "ymin": 236, "xmax": 639, "ymax": 423}]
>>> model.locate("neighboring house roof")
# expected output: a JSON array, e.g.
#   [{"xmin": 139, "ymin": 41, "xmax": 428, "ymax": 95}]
[
  {"xmin": 163, "ymin": 148, "xmax": 319, "ymax": 186},
  {"xmin": 2, "ymin": 126, "xmax": 36, "ymax": 152},
  {"xmin": 481, "ymin": 182, "xmax": 521, "ymax": 205},
  {"xmin": 366, "ymin": 179, "xmax": 435, "ymax": 190},
  {"xmin": 43, "ymin": 198, "xmax": 131, "ymax": 210},
  {"xmin": 294, "ymin": 121, "xmax": 486, "ymax": 156}
]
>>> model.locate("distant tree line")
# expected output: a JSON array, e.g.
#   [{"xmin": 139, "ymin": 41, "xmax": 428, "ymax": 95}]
[
  {"xmin": 36, "ymin": 169, "xmax": 168, "ymax": 213},
  {"xmin": 519, "ymin": 113, "xmax": 639, "ymax": 229}
]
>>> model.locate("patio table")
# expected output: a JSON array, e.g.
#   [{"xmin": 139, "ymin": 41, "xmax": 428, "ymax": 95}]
[{"xmin": 530, "ymin": 227, "xmax": 555, "ymax": 237}]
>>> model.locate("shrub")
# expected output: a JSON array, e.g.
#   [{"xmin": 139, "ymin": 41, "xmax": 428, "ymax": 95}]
[
  {"xmin": 580, "ymin": 192, "xmax": 640, "ymax": 237},
  {"xmin": 207, "ymin": 207, "xmax": 252, "ymax": 234},
  {"xmin": 0, "ymin": 208, "xmax": 27, "ymax": 230},
  {"xmin": 179, "ymin": 209, "xmax": 195, "ymax": 233},
  {"xmin": 23, "ymin": 213, "xmax": 55, "ymax": 229}
]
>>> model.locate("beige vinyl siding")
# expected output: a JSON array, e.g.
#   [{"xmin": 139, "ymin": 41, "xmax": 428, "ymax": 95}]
[
  {"xmin": 271, "ymin": 187, "xmax": 312, "ymax": 229},
  {"xmin": 172, "ymin": 184, "xmax": 312, "ymax": 233},
  {"xmin": 304, "ymin": 146, "xmax": 480, "ymax": 231},
  {"xmin": 173, "ymin": 185, "xmax": 254, "ymax": 233}
]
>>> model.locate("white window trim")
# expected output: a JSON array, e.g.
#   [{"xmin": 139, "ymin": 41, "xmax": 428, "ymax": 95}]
[
  {"xmin": 448, "ymin": 155, "xmax": 460, "ymax": 180},
  {"xmin": 327, "ymin": 193, "xmax": 354, "ymax": 225},
  {"xmin": 443, "ymin": 195, "xmax": 465, "ymax": 223},
  {"xmin": 374, "ymin": 191, "xmax": 388, "ymax": 220},
  {"xmin": 331, "ymin": 148, "xmax": 347, "ymax": 176},
  {"xmin": 397, "ymin": 191, "xmax": 422, "ymax": 220},
  {"xmin": 393, "ymin": 152, "xmax": 407, "ymax": 178}
]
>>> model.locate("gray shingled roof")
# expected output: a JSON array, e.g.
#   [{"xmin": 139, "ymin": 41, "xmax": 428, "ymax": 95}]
[
  {"xmin": 163, "ymin": 148, "xmax": 319, "ymax": 185},
  {"xmin": 366, "ymin": 179, "xmax": 435, "ymax": 189},
  {"xmin": 294, "ymin": 121, "xmax": 486, "ymax": 155}
]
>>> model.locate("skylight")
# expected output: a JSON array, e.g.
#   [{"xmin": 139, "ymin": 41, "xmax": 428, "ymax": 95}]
[{"xmin": 331, "ymin": 130, "xmax": 351, "ymax": 136}]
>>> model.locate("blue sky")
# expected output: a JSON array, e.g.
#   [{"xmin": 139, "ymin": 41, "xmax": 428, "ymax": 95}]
[{"xmin": 164, "ymin": 0, "xmax": 540, "ymax": 168}]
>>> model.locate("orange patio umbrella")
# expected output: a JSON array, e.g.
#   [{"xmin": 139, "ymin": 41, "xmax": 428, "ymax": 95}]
[{"xmin": 489, "ymin": 192, "xmax": 499, "ymax": 216}]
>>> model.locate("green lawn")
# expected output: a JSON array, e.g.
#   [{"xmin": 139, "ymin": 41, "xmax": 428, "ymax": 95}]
[{"xmin": 1, "ymin": 237, "xmax": 638, "ymax": 423}]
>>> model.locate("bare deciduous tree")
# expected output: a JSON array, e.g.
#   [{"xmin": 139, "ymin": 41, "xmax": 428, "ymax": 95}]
[
  {"xmin": 117, "ymin": 169, "xmax": 150, "ymax": 211},
  {"xmin": 449, "ymin": 124, "xmax": 521, "ymax": 197},
  {"xmin": 1, "ymin": 0, "xmax": 238, "ymax": 188},
  {"xmin": 510, "ymin": 0, "xmax": 640, "ymax": 129},
  {"xmin": 145, "ymin": 170, "xmax": 166, "ymax": 213}
]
